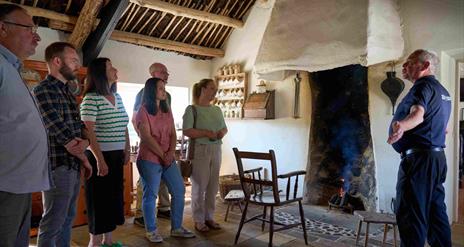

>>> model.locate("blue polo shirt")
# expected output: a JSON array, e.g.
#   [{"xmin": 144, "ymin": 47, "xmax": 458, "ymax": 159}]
[{"xmin": 390, "ymin": 75, "xmax": 451, "ymax": 153}]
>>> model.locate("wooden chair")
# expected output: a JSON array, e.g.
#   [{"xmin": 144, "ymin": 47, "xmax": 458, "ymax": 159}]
[{"xmin": 232, "ymin": 148, "xmax": 308, "ymax": 247}]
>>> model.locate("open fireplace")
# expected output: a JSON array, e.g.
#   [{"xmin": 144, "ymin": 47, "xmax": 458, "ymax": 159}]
[{"xmin": 304, "ymin": 64, "xmax": 377, "ymax": 211}]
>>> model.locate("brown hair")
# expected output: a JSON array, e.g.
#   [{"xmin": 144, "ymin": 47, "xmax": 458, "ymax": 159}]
[
  {"xmin": 192, "ymin": 78, "xmax": 214, "ymax": 105},
  {"xmin": 44, "ymin": 42, "xmax": 76, "ymax": 63}
]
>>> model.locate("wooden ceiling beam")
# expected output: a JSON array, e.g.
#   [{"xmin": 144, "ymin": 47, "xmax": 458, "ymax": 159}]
[
  {"xmin": 0, "ymin": 0, "xmax": 77, "ymax": 24},
  {"xmin": 129, "ymin": 0, "xmax": 244, "ymax": 29},
  {"xmin": 4, "ymin": 2, "xmax": 224, "ymax": 58},
  {"xmin": 111, "ymin": 30, "xmax": 224, "ymax": 57},
  {"xmin": 68, "ymin": 0, "xmax": 104, "ymax": 49},
  {"xmin": 82, "ymin": 0, "xmax": 130, "ymax": 66}
]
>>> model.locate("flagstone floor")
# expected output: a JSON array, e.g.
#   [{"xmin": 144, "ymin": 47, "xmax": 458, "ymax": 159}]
[{"xmin": 29, "ymin": 196, "xmax": 464, "ymax": 247}]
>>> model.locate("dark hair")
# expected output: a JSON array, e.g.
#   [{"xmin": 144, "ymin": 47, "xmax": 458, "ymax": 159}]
[
  {"xmin": 192, "ymin": 78, "xmax": 214, "ymax": 105},
  {"xmin": 142, "ymin": 77, "xmax": 169, "ymax": 115},
  {"xmin": 45, "ymin": 42, "xmax": 76, "ymax": 63},
  {"xmin": 0, "ymin": 4, "xmax": 25, "ymax": 21},
  {"xmin": 84, "ymin": 57, "xmax": 116, "ymax": 96}
]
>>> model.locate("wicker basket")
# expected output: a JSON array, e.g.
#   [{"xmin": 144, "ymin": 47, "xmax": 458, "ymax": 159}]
[{"xmin": 219, "ymin": 174, "xmax": 242, "ymax": 200}]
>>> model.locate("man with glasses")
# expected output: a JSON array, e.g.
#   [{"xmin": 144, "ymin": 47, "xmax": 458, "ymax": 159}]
[
  {"xmin": 132, "ymin": 63, "xmax": 173, "ymax": 227},
  {"xmin": 0, "ymin": 4, "xmax": 51, "ymax": 247}
]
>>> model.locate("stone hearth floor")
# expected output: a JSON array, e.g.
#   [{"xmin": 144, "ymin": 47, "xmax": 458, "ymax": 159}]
[{"xmin": 29, "ymin": 197, "xmax": 464, "ymax": 247}]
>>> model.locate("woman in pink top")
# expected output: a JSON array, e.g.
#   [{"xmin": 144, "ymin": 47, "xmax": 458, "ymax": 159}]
[{"xmin": 135, "ymin": 78, "xmax": 195, "ymax": 243}]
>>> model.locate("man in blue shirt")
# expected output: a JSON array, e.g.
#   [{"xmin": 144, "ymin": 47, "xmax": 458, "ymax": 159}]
[
  {"xmin": 0, "ymin": 4, "xmax": 52, "ymax": 247},
  {"xmin": 388, "ymin": 49, "xmax": 451, "ymax": 247}
]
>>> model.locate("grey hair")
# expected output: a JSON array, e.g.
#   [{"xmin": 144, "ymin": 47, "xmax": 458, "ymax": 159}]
[{"xmin": 414, "ymin": 49, "xmax": 439, "ymax": 74}]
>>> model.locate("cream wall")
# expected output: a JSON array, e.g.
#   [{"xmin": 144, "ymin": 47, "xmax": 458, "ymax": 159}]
[
  {"xmin": 30, "ymin": 28, "xmax": 211, "ymax": 87},
  {"xmin": 370, "ymin": 0, "xmax": 464, "ymax": 220},
  {"xmin": 214, "ymin": 0, "xmax": 464, "ymax": 221},
  {"xmin": 211, "ymin": 3, "xmax": 311, "ymax": 191}
]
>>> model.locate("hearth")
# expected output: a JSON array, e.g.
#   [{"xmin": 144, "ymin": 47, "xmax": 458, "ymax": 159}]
[{"xmin": 305, "ymin": 64, "xmax": 377, "ymax": 211}]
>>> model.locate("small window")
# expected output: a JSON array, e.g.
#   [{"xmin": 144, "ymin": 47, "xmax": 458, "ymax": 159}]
[{"xmin": 117, "ymin": 82, "xmax": 190, "ymax": 145}]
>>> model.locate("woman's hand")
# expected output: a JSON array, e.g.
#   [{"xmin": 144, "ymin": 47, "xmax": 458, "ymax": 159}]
[
  {"xmin": 162, "ymin": 150, "xmax": 175, "ymax": 166},
  {"xmin": 97, "ymin": 159, "xmax": 109, "ymax": 176},
  {"xmin": 205, "ymin": 130, "xmax": 217, "ymax": 140}
]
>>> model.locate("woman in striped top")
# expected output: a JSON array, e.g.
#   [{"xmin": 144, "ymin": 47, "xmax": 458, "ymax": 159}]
[{"xmin": 80, "ymin": 57, "xmax": 129, "ymax": 247}]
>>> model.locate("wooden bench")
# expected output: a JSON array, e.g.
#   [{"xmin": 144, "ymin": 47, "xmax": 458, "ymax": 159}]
[
  {"xmin": 354, "ymin": 210, "xmax": 398, "ymax": 247},
  {"xmin": 224, "ymin": 189, "xmax": 244, "ymax": 221}
]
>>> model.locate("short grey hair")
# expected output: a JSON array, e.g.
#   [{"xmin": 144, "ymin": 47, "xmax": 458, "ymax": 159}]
[{"xmin": 414, "ymin": 49, "xmax": 439, "ymax": 74}]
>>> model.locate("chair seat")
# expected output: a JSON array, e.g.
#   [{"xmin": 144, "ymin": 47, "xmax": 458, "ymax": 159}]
[
  {"xmin": 225, "ymin": 190, "xmax": 245, "ymax": 201},
  {"xmin": 249, "ymin": 191, "xmax": 302, "ymax": 205}
]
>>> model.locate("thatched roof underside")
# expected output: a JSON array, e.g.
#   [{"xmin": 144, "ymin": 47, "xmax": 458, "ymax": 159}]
[{"xmin": 3, "ymin": 0, "xmax": 256, "ymax": 59}]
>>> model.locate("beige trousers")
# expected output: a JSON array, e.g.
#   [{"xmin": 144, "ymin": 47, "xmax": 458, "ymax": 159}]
[
  {"xmin": 135, "ymin": 178, "xmax": 170, "ymax": 217},
  {"xmin": 190, "ymin": 143, "xmax": 222, "ymax": 223}
]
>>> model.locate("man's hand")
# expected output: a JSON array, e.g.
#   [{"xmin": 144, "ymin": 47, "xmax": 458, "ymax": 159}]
[
  {"xmin": 97, "ymin": 159, "xmax": 109, "ymax": 176},
  {"xmin": 81, "ymin": 159, "xmax": 93, "ymax": 179},
  {"xmin": 64, "ymin": 138, "xmax": 89, "ymax": 156},
  {"xmin": 387, "ymin": 121, "xmax": 404, "ymax": 144}
]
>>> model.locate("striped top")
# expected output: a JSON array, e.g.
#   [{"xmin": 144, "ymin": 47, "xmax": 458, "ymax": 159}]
[{"xmin": 80, "ymin": 92, "xmax": 129, "ymax": 151}]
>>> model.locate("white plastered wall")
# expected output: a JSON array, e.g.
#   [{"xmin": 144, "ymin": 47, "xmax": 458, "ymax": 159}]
[{"xmin": 29, "ymin": 28, "xmax": 211, "ymax": 87}]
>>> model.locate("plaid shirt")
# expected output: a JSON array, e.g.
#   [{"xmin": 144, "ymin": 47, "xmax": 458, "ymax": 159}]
[{"xmin": 33, "ymin": 75, "xmax": 83, "ymax": 170}]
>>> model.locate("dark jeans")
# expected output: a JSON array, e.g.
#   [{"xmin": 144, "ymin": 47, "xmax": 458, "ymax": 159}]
[
  {"xmin": 0, "ymin": 191, "xmax": 31, "ymax": 247},
  {"xmin": 395, "ymin": 150, "xmax": 451, "ymax": 247}
]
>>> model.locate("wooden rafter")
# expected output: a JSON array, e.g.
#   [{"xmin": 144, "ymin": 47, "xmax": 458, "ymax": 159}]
[
  {"xmin": 68, "ymin": 0, "xmax": 104, "ymax": 49},
  {"xmin": 82, "ymin": 0, "xmax": 129, "ymax": 65},
  {"xmin": 0, "ymin": 0, "xmax": 77, "ymax": 24},
  {"xmin": 111, "ymin": 30, "xmax": 224, "ymax": 57},
  {"xmin": 2, "ymin": 0, "xmax": 237, "ymax": 58},
  {"xmin": 129, "ymin": 0, "xmax": 244, "ymax": 29}
]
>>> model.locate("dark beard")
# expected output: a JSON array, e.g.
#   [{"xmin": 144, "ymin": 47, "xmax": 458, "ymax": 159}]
[{"xmin": 59, "ymin": 64, "xmax": 77, "ymax": 81}]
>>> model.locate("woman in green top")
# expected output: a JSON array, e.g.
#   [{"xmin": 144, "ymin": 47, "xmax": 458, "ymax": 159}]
[{"xmin": 182, "ymin": 78, "xmax": 228, "ymax": 232}]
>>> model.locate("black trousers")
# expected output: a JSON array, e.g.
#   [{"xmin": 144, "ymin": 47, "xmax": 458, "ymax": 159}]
[
  {"xmin": 395, "ymin": 150, "xmax": 451, "ymax": 247},
  {"xmin": 85, "ymin": 150, "xmax": 125, "ymax": 235}
]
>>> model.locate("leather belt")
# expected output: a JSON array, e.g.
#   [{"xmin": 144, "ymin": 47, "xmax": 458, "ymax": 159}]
[{"xmin": 400, "ymin": 147, "xmax": 444, "ymax": 159}]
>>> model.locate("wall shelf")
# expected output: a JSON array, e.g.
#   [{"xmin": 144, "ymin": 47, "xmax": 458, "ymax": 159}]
[{"xmin": 214, "ymin": 64, "xmax": 247, "ymax": 119}]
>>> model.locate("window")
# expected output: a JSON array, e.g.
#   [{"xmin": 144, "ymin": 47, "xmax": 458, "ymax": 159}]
[{"xmin": 117, "ymin": 82, "xmax": 190, "ymax": 146}]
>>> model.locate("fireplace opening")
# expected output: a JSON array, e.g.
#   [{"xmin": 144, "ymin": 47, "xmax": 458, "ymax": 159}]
[{"xmin": 304, "ymin": 64, "xmax": 377, "ymax": 211}]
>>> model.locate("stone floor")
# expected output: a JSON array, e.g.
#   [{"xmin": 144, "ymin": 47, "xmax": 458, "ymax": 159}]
[{"xmin": 29, "ymin": 197, "xmax": 464, "ymax": 247}]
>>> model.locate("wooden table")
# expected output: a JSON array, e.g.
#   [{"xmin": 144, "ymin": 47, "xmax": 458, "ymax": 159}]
[{"xmin": 354, "ymin": 210, "xmax": 398, "ymax": 247}]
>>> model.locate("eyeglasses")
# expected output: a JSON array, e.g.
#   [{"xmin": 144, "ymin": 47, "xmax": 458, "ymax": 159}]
[{"xmin": 2, "ymin": 21, "xmax": 38, "ymax": 34}]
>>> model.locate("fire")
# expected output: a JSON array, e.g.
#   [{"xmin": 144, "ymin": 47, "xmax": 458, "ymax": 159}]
[{"xmin": 339, "ymin": 178, "xmax": 345, "ymax": 197}]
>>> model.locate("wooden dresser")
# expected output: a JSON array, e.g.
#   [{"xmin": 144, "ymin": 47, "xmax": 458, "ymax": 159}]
[{"xmin": 22, "ymin": 60, "xmax": 133, "ymax": 236}]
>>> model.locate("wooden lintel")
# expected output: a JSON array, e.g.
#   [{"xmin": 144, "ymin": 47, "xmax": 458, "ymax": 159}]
[
  {"xmin": 48, "ymin": 19, "xmax": 74, "ymax": 32},
  {"xmin": 68, "ymin": 0, "xmax": 104, "ymax": 49},
  {"xmin": 111, "ymin": 30, "xmax": 224, "ymax": 58},
  {"xmin": 0, "ymin": 0, "xmax": 77, "ymax": 24},
  {"xmin": 130, "ymin": 0, "xmax": 244, "ymax": 29}
]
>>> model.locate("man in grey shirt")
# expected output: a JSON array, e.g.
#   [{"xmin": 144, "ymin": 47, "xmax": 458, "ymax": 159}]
[{"xmin": 0, "ymin": 4, "xmax": 52, "ymax": 247}]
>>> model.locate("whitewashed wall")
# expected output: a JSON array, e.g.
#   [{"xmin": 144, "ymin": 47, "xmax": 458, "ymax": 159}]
[
  {"xmin": 30, "ymin": 28, "xmax": 211, "ymax": 87},
  {"xmin": 211, "ymin": 3, "xmax": 311, "ymax": 191},
  {"xmin": 370, "ymin": 0, "xmax": 464, "ymax": 220}
]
